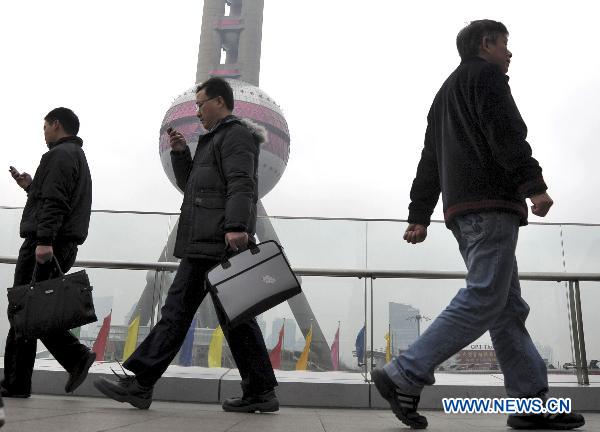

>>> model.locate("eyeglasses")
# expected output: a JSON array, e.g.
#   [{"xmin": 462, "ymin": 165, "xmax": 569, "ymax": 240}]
[{"xmin": 195, "ymin": 97, "xmax": 218, "ymax": 111}]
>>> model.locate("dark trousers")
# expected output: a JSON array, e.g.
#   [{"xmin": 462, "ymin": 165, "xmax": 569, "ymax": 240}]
[
  {"xmin": 123, "ymin": 257, "xmax": 278, "ymax": 394},
  {"xmin": 3, "ymin": 238, "xmax": 90, "ymax": 394}
]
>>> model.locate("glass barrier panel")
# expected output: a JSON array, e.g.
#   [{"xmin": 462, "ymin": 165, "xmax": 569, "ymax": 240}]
[
  {"xmin": 371, "ymin": 278, "xmax": 577, "ymax": 384},
  {"xmin": 165, "ymin": 275, "xmax": 367, "ymax": 374},
  {"xmin": 260, "ymin": 217, "xmax": 368, "ymax": 270}
]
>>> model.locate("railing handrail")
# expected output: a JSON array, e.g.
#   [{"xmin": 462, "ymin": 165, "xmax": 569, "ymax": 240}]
[
  {"xmin": 1, "ymin": 256, "xmax": 599, "ymax": 282},
  {"xmin": 2, "ymin": 205, "xmax": 600, "ymax": 226}
]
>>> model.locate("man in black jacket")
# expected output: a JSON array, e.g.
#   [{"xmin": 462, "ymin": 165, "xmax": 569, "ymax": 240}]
[
  {"xmin": 94, "ymin": 77, "xmax": 278, "ymax": 412},
  {"xmin": 372, "ymin": 20, "xmax": 585, "ymax": 430},
  {"xmin": 3, "ymin": 107, "xmax": 96, "ymax": 398}
]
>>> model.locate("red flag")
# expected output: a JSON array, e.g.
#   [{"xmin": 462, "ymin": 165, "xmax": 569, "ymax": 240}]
[
  {"xmin": 269, "ymin": 323, "xmax": 285, "ymax": 370},
  {"xmin": 92, "ymin": 311, "xmax": 112, "ymax": 361},
  {"xmin": 331, "ymin": 326, "xmax": 340, "ymax": 371}
]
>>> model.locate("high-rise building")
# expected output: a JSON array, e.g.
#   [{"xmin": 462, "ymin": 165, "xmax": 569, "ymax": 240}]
[{"xmin": 389, "ymin": 302, "xmax": 420, "ymax": 354}]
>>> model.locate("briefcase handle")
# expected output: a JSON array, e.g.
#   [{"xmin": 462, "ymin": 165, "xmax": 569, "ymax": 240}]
[
  {"xmin": 30, "ymin": 256, "xmax": 64, "ymax": 284},
  {"xmin": 221, "ymin": 242, "xmax": 261, "ymax": 269}
]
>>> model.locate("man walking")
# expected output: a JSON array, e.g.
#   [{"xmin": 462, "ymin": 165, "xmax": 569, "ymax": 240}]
[
  {"xmin": 372, "ymin": 20, "xmax": 585, "ymax": 430},
  {"xmin": 94, "ymin": 77, "xmax": 278, "ymax": 412},
  {"xmin": 3, "ymin": 107, "xmax": 96, "ymax": 398}
]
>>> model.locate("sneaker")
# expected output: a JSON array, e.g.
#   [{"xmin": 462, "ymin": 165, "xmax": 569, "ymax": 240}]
[
  {"xmin": 507, "ymin": 412, "xmax": 585, "ymax": 430},
  {"xmin": 0, "ymin": 396, "xmax": 5, "ymax": 428},
  {"xmin": 65, "ymin": 351, "xmax": 96, "ymax": 393},
  {"xmin": 371, "ymin": 368, "xmax": 428, "ymax": 429},
  {"xmin": 93, "ymin": 373, "xmax": 153, "ymax": 410},
  {"xmin": 222, "ymin": 389, "xmax": 279, "ymax": 413}
]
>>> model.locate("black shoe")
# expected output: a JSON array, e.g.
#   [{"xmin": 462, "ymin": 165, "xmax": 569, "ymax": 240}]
[
  {"xmin": 0, "ymin": 380, "xmax": 30, "ymax": 399},
  {"xmin": 65, "ymin": 351, "xmax": 96, "ymax": 393},
  {"xmin": 93, "ymin": 375, "xmax": 153, "ymax": 410},
  {"xmin": 371, "ymin": 368, "xmax": 428, "ymax": 429},
  {"xmin": 222, "ymin": 389, "xmax": 279, "ymax": 413},
  {"xmin": 507, "ymin": 412, "xmax": 585, "ymax": 430}
]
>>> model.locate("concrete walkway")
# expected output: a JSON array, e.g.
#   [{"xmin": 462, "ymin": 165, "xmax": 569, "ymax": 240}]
[{"xmin": 2, "ymin": 395, "xmax": 598, "ymax": 432}]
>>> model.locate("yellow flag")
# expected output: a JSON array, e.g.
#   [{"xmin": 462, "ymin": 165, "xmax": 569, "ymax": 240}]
[
  {"xmin": 122, "ymin": 315, "xmax": 140, "ymax": 361},
  {"xmin": 295, "ymin": 325, "xmax": 313, "ymax": 371},
  {"xmin": 208, "ymin": 325, "xmax": 224, "ymax": 368},
  {"xmin": 384, "ymin": 332, "xmax": 391, "ymax": 363}
]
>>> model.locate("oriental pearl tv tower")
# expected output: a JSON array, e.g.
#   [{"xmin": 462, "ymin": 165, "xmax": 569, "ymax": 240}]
[{"xmin": 133, "ymin": 0, "xmax": 332, "ymax": 370}]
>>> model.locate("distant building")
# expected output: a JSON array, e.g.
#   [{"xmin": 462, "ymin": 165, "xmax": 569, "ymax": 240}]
[
  {"xmin": 535, "ymin": 343, "xmax": 554, "ymax": 367},
  {"xmin": 389, "ymin": 302, "xmax": 420, "ymax": 355}
]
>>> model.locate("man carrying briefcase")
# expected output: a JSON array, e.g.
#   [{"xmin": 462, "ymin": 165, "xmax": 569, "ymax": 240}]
[
  {"xmin": 4, "ymin": 107, "xmax": 96, "ymax": 398},
  {"xmin": 94, "ymin": 77, "xmax": 279, "ymax": 412}
]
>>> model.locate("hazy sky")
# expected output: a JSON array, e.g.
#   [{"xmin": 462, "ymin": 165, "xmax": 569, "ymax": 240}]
[
  {"xmin": 1, "ymin": 1, "xmax": 599, "ymax": 367},
  {"xmin": 1, "ymin": 0, "xmax": 600, "ymax": 222}
]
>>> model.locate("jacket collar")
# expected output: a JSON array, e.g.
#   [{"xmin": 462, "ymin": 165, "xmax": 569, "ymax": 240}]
[
  {"xmin": 206, "ymin": 114, "xmax": 238, "ymax": 135},
  {"xmin": 48, "ymin": 136, "xmax": 83, "ymax": 150},
  {"xmin": 460, "ymin": 56, "xmax": 510, "ymax": 81}
]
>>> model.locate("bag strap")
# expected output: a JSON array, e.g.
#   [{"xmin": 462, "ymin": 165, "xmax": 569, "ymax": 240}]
[{"xmin": 30, "ymin": 256, "xmax": 64, "ymax": 284}]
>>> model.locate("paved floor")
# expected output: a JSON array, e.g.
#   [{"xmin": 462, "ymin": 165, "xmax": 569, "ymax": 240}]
[{"xmin": 1, "ymin": 395, "xmax": 597, "ymax": 432}]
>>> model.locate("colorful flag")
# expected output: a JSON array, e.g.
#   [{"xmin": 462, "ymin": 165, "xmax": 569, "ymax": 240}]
[
  {"xmin": 269, "ymin": 323, "xmax": 285, "ymax": 369},
  {"xmin": 355, "ymin": 325, "xmax": 366, "ymax": 366},
  {"xmin": 179, "ymin": 318, "xmax": 196, "ymax": 366},
  {"xmin": 295, "ymin": 324, "xmax": 313, "ymax": 371},
  {"xmin": 92, "ymin": 311, "xmax": 112, "ymax": 361},
  {"xmin": 330, "ymin": 325, "xmax": 340, "ymax": 371},
  {"xmin": 384, "ymin": 331, "xmax": 391, "ymax": 363},
  {"xmin": 208, "ymin": 325, "xmax": 224, "ymax": 367},
  {"xmin": 122, "ymin": 315, "xmax": 140, "ymax": 362}
]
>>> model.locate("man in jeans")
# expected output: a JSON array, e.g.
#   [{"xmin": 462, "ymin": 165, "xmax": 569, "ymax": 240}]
[
  {"xmin": 94, "ymin": 77, "xmax": 278, "ymax": 412},
  {"xmin": 372, "ymin": 20, "xmax": 585, "ymax": 430},
  {"xmin": 4, "ymin": 108, "xmax": 96, "ymax": 399}
]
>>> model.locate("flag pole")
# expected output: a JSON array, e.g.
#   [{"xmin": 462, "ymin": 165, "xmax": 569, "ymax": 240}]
[{"xmin": 337, "ymin": 320, "xmax": 341, "ymax": 369}]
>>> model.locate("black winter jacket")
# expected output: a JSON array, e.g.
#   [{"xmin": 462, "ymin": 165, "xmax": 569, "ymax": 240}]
[
  {"xmin": 171, "ymin": 115, "xmax": 264, "ymax": 260},
  {"xmin": 408, "ymin": 56, "xmax": 547, "ymax": 227},
  {"xmin": 20, "ymin": 136, "xmax": 92, "ymax": 245}
]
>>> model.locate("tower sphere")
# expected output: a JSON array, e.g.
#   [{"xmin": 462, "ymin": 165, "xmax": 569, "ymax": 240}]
[{"xmin": 159, "ymin": 79, "xmax": 290, "ymax": 198}]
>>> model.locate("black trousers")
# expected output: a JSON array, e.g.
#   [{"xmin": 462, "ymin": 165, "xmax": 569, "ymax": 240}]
[
  {"xmin": 3, "ymin": 238, "xmax": 90, "ymax": 394},
  {"xmin": 123, "ymin": 257, "xmax": 278, "ymax": 394}
]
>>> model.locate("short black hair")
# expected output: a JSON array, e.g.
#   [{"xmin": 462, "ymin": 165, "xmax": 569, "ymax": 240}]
[
  {"xmin": 196, "ymin": 77, "xmax": 234, "ymax": 111},
  {"xmin": 44, "ymin": 107, "xmax": 80, "ymax": 135},
  {"xmin": 456, "ymin": 20, "xmax": 509, "ymax": 60}
]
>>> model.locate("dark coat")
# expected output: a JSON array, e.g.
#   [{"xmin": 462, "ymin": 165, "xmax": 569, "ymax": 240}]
[
  {"xmin": 171, "ymin": 115, "xmax": 264, "ymax": 260},
  {"xmin": 20, "ymin": 136, "xmax": 93, "ymax": 245},
  {"xmin": 408, "ymin": 56, "xmax": 547, "ymax": 227}
]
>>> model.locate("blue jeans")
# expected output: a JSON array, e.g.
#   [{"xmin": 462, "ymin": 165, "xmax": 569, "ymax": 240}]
[{"xmin": 383, "ymin": 211, "xmax": 548, "ymax": 398}]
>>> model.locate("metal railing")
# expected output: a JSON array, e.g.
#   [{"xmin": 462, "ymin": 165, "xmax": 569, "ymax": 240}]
[{"xmin": 0, "ymin": 256, "xmax": 594, "ymax": 385}]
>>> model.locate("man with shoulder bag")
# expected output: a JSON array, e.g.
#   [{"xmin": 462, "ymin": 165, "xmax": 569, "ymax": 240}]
[{"xmin": 3, "ymin": 107, "xmax": 96, "ymax": 399}]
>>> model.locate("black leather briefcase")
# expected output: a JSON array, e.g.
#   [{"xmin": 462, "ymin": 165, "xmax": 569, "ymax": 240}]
[
  {"xmin": 207, "ymin": 241, "xmax": 302, "ymax": 328},
  {"xmin": 7, "ymin": 258, "xmax": 97, "ymax": 339}
]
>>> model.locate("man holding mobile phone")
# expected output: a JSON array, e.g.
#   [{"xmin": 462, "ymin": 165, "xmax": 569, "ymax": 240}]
[
  {"xmin": 3, "ymin": 108, "xmax": 96, "ymax": 400},
  {"xmin": 94, "ymin": 77, "xmax": 279, "ymax": 413}
]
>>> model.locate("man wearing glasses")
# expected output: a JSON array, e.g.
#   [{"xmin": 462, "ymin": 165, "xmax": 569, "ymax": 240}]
[{"xmin": 94, "ymin": 77, "xmax": 279, "ymax": 413}]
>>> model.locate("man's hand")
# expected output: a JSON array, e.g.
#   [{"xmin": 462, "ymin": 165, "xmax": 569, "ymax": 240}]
[
  {"xmin": 403, "ymin": 223, "xmax": 428, "ymax": 244},
  {"xmin": 167, "ymin": 128, "xmax": 187, "ymax": 152},
  {"xmin": 529, "ymin": 192, "xmax": 553, "ymax": 217},
  {"xmin": 9, "ymin": 166, "xmax": 32, "ymax": 190},
  {"xmin": 35, "ymin": 245, "xmax": 54, "ymax": 264},
  {"xmin": 225, "ymin": 232, "xmax": 249, "ymax": 252}
]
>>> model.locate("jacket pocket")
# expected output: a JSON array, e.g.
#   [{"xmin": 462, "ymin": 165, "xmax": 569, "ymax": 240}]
[{"xmin": 190, "ymin": 195, "xmax": 226, "ymax": 242}]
